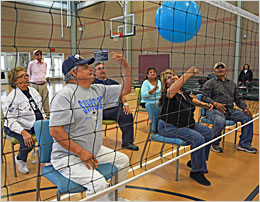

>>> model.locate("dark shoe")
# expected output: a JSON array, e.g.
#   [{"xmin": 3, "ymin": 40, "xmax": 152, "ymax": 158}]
[
  {"xmin": 237, "ymin": 144, "xmax": 257, "ymax": 154},
  {"xmin": 187, "ymin": 160, "xmax": 191, "ymax": 168},
  {"xmin": 211, "ymin": 145, "xmax": 223, "ymax": 153},
  {"xmin": 190, "ymin": 171, "xmax": 211, "ymax": 186},
  {"xmin": 122, "ymin": 142, "xmax": 139, "ymax": 151}
]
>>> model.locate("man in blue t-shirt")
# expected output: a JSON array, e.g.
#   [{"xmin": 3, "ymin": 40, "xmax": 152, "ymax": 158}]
[{"xmin": 93, "ymin": 62, "xmax": 139, "ymax": 151}]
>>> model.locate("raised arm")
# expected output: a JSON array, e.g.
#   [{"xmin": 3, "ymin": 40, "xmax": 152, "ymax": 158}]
[
  {"xmin": 167, "ymin": 66, "xmax": 200, "ymax": 98},
  {"xmin": 111, "ymin": 52, "xmax": 131, "ymax": 97}
]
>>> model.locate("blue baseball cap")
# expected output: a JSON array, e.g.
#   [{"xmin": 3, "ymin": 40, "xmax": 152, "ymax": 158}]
[{"xmin": 62, "ymin": 54, "xmax": 95, "ymax": 75}]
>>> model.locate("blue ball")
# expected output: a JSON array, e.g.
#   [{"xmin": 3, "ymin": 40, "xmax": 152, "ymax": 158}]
[{"xmin": 155, "ymin": 1, "xmax": 202, "ymax": 43}]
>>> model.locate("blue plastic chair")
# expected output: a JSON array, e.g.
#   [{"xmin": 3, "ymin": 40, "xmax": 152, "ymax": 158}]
[
  {"xmin": 140, "ymin": 103, "xmax": 189, "ymax": 181},
  {"xmin": 197, "ymin": 94, "xmax": 238, "ymax": 151},
  {"xmin": 34, "ymin": 119, "xmax": 118, "ymax": 201}
]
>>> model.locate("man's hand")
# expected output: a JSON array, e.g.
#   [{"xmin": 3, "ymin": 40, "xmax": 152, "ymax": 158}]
[
  {"xmin": 78, "ymin": 149, "xmax": 98, "ymax": 170},
  {"xmin": 111, "ymin": 51, "xmax": 128, "ymax": 67},
  {"xmin": 213, "ymin": 102, "xmax": 226, "ymax": 113},
  {"xmin": 21, "ymin": 130, "xmax": 34, "ymax": 147},
  {"xmin": 123, "ymin": 104, "xmax": 131, "ymax": 115},
  {"xmin": 244, "ymin": 109, "xmax": 252, "ymax": 118}
]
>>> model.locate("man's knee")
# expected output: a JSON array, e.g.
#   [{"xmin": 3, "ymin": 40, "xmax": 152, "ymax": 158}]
[
  {"xmin": 116, "ymin": 152, "xmax": 129, "ymax": 168},
  {"xmin": 212, "ymin": 116, "xmax": 226, "ymax": 128},
  {"xmin": 194, "ymin": 134, "xmax": 205, "ymax": 146}
]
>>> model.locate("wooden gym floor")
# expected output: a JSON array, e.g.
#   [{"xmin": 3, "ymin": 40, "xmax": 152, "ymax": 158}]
[{"xmin": 1, "ymin": 82, "xmax": 259, "ymax": 201}]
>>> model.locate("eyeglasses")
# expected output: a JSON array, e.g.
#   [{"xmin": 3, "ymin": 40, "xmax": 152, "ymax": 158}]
[
  {"xmin": 215, "ymin": 66, "xmax": 225, "ymax": 69},
  {"xmin": 148, "ymin": 72, "xmax": 156, "ymax": 75},
  {"xmin": 17, "ymin": 73, "xmax": 29, "ymax": 79},
  {"xmin": 96, "ymin": 66, "xmax": 105, "ymax": 71},
  {"xmin": 35, "ymin": 53, "xmax": 42, "ymax": 56}
]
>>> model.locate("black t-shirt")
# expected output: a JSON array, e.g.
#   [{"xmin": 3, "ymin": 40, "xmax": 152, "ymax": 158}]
[
  {"xmin": 160, "ymin": 90, "xmax": 196, "ymax": 128},
  {"xmin": 22, "ymin": 89, "xmax": 43, "ymax": 121}
]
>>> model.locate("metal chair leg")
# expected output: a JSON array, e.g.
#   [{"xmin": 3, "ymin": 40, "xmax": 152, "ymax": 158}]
[
  {"xmin": 11, "ymin": 142, "xmax": 17, "ymax": 177},
  {"xmin": 56, "ymin": 190, "xmax": 61, "ymax": 201},
  {"xmin": 160, "ymin": 143, "xmax": 165, "ymax": 157},
  {"xmin": 140, "ymin": 126, "xmax": 152, "ymax": 168},
  {"xmin": 176, "ymin": 145, "xmax": 180, "ymax": 181},
  {"xmin": 36, "ymin": 150, "xmax": 40, "ymax": 200},
  {"xmin": 234, "ymin": 122, "xmax": 238, "ymax": 144},
  {"xmin": 222, "ymin": 128, "xmax": 225, "ymax": 152},
  {"xmin": 105, "ymin": 125, "xmax": 107, "ymax": 136},
  {"xmin": 115, "ymin": 172, "xmax": 118, "ymax": 201}
]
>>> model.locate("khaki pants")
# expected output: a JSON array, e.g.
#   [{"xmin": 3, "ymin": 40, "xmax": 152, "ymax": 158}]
[{"xmin": 30, "ymin": 83, "xmax": 49, "ymax": 116}]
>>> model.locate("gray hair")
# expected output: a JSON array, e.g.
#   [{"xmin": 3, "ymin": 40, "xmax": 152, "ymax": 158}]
[{"xmin": 64, "ymin": 66, "xmax": 78, "ymax": 83}]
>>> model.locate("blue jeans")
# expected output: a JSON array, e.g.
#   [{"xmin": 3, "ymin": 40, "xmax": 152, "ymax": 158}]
[
  {"xmin": 206, "ymin": 108, "xmax": 253, "ymax": 147},
  {"xmin": 4, "ymin": 127, "xmax": 35, "ymax": 162},
  {"xmin": 158, "ymin": 119, "xmax": 213, "ymax": 173},
  {"xmin": 103, "ymin": 106, "xmax": 134, "ymax": 144}
]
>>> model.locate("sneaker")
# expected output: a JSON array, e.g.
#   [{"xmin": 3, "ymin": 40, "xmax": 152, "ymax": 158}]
[
  {"xmin": 122, "ymin": 142, "xmax": 139, "ymax": 151},
  {"xmin": 30, "ymin": 150, "xmax": 36, "ymax": 164},
  {"xmin": 211, "ymin": 145, "xmax": 223, "ymax": 153},
  {"xmin": 15, "ymin": 155, "xmax": 29, "ymax": 174},
  {"xmin": 108, "ymin": 193, "xmax": 129, "ymax": 201},
  {"xmin": 237, "ymin": 144, "xmax": 257, "ymax": 154},
  {"xmin": 190, "ymin": 171, "xmax": 211, "ymax": 186}
]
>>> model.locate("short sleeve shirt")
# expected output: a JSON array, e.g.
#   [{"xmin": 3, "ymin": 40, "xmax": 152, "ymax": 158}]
[{"xmin": 50, "ymin": 83, "xmax": 121, "ymax": 158}]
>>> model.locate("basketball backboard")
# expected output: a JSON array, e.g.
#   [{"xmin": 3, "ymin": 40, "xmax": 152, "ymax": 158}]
[{"xmin": 110, "ymin": 13, "xmax": 135, "ymax": 38}]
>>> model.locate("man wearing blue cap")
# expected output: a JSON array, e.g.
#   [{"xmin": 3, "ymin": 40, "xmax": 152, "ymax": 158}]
[{"xmin": 49, "ymin": 52, "xmax": 131, "ymax": 200}]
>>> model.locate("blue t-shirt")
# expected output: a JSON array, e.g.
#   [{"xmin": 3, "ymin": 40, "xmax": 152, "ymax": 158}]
[{"xmin": 141, "ymin": 79, "xmax": 161, "ymax": 104}]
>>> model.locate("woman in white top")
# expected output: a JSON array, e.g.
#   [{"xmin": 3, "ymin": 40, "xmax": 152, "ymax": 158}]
[
  {"xmin": 140, "ymin": 67, "xmax": 161, "ymax": 108},
  {"xmin": 3, "ymin": 67, "xmax": 45, "ymax": 174}
]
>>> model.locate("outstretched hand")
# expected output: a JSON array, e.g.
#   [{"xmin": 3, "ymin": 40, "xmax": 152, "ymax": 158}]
[
  {"xmin": 111, "ymin": 51, "xmax": 128, "ymax": 67},
  {"xmin": 187, "ymin": 66, "xmax": 200, "ymax": 75}
]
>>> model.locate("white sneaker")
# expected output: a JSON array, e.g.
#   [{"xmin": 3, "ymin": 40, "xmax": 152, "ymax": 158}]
[
  {"xmin": 15, "ymin": 155, "xmax": 29, "ymax": 174},
  {"xmin": 108, "ymin": 193, "xmax": 129, "ymax": 201},
  {"xmin": 30, "ymin": 150, "xmax": 36, "ymax": 164}
]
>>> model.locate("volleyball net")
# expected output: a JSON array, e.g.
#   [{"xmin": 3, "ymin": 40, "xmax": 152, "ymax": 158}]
[{"xmin": 1, "ymin": 1, "xmax": 259, "ymax": 201}]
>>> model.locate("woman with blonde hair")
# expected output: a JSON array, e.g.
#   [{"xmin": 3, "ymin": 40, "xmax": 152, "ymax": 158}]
[
  {"xmin": 158, "ymin": 67, "xmax": 213, "ymax": 186},
  {"xmin": 3, "ymin": 67, "xmax": 45, "ymax": 174}
]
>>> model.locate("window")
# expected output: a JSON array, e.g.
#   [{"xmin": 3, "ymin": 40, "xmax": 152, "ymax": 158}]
[
  {"xmin": 43, "ymin": 53, "xmax": 64, "ymax": 78},
  {"xmin": 1, "ymin": 52, "xmax": 30, "ymax": 71}
]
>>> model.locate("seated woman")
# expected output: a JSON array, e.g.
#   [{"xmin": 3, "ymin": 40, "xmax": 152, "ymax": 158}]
[
  {"xmin": 158, "ymin": 67, "xmax": 213, "ymax": 186},
  {"xmin": 238, "ymin": 64, "xmax": 253, "ymax": 88},
  {"xmin": 3, "ymin": 67, "xmax": 45, "ymax": 174},
  {"xmin": 140, "ymin": 67, "xmax": 161, "ymax": 108}
]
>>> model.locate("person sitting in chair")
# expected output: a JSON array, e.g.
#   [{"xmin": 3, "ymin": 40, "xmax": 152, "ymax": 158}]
[
  {"xmin": 158, "ymin": 68, "xmax": 213, "ymax": 186},
  {"xmin": 3, "ymin": 67, "xmax": 45, "ymax": 174},
  {"xmin": 140, "ymin": 67, "xmax": 161, "ymax": 108},
  {"xmin": 238, "ymin": 64, "xmax": 253, "ymax": 88},
  {"xmin": 93, "ymin": 62, "xmax": 139, "ymax": 151},
  {"xmin": 49, "ymin": 52, "xmax": 131, "ymax": 200},
  {"xmin": 202, "ymin": 62, "xmax": 257, "ymax": 154}
]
